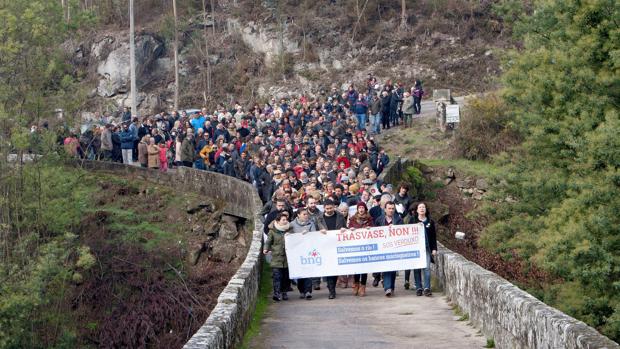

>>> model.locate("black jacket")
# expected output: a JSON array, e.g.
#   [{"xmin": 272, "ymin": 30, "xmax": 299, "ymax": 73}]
[{"xmin": 408, "ymin": 216, "xmax": 438, "ymax": 253}]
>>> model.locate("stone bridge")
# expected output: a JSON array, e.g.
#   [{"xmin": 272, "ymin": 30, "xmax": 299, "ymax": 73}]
[{"xmin": 81, "ymin": 160, "xmax": 619, "ymax": 349}]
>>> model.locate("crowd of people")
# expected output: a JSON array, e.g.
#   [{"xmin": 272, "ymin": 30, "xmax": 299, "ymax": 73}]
[{"xmin": 63, "ymin": 76, "xmax": 436, "ymax": 301}]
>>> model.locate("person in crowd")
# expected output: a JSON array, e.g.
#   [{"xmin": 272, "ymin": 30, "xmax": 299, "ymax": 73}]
[
  {"xmin": 138, "ymin": 135, "xmax": 149, "ymax": 168},
  {"xmin": 147, "ymin": 137, "xmax": 159, "ymax": 169},
  {"xmin": 407, "ymin": 202, "xmax": 438, "ymax": 297},
  {"xmin": 321, "ymin": 199, "xmax": 347, "ymax": 299},
  {"xmin": 369, "ymin": 93, "xmax": 382, "ymax": 135},
  {"xmin": 180, "ymin": 132, "xmax": 195, "ymax": 167},
  {"xmin": 412, "ymin": 80, "xmax": 424, "ymax": 115},
  {"xmin": 381, "ymin": 90, "xmax": 391, "ymax": 130},
  {"xmin": 119, "ymin": 124, "xmax": 135, "ymax": 165},
  {"xmin": 402, "ymin": 91, "xmax": 414, "ymax": 128},
  {"xmin": 374, "ymin": 201, "xmax": 404, "ymax": 297},
  {"xmin": 158, "ymin": 141, "xmax": 169, "ymax": 172},
  {"xmin": 264, "ymin": 212, "xmax": 292, "ymax": 301},
  {"xmin": 348, "ymin": 202, "xmax": 374, "ymax": 297},
  {"xmin": 290, "ymin": 207, "xmax": 317, "ymax": 300},
  {"xmin": 100, "ymin": 124, "xmax": 113, "ymax": 160}
]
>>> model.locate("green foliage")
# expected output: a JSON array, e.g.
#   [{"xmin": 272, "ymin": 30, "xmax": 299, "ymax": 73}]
[
  {"xmin": 485, "ymin": 338, "xmax": 496, "ymax": 348},
  {"xmin": 454, "ymin": 94, "xmax": 521, "ymax": 160},
  {"xmin": 482, "ymin": 0, "xmax": 620, "ymax": 340}
]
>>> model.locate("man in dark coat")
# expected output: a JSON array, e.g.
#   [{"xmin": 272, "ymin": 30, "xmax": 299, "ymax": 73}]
[
  {"xmin": 321, "ymin": 199, "xmax": 347, "ymax": 299},
  {"xmin": 374, "ymin": 201, "xmax": 404, "ymax": 297}
]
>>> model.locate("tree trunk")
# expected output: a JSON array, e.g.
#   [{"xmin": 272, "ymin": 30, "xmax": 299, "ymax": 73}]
[
  {"xmin": 173, "ymin": 0, "xmax": 180, "ymax": 111},
  {"xmin": 210, "ymin": 0, "xmax": 216, "ymax": 35},
  {"xmin": 129, "ymin": 0, "xmax": 138, "ymax": 117},
  {"xmin": 400, "ymin": 0, "xmax": 408, "ymax": 30}
]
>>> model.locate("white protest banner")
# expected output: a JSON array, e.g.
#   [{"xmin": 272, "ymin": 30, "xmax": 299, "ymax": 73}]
[{"xmin": 285, "ymin": 223, "xmax": 427, "ymax": 278}]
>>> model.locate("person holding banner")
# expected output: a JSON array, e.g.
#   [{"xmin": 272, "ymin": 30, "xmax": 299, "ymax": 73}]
[
  {"xmin": 374, "ymin": 201, "xmax": 404, "ymax": 297},
  {"xmin": 348, "ymin": 202, "xmax": 374, "ymax": 297},
  {"xmin": 408, "ymin": 202, "xmax": 438, "ymax": 297},
  {"xmin": 321, "ymin": 199, "xmax": 347, "ymax": 299},
  {"xmin": 264, "ymin": 212, "xmax": 293, "ymax": 302},
  {"xmin": 290, "ymin": 207, "xmax": 317, "ymax": 300}
]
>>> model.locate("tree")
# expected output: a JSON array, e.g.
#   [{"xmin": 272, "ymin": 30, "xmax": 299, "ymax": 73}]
[
  {"xmin": 400, "ymin": 0, "xmax": 408, "ymax": 30},
  {"xmin": 483, "ymin": 0, "xmax": 620, "ymax": 341}
]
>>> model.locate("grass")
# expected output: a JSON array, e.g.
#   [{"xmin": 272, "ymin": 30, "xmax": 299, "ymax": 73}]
[
  {"xmin": 239, "ymin": 260, "xmax": 272, "ymax": 349},
  {"xmin": 421, "ymin": 158, "xmax": 503, "ymax": 179},
  {"xmin": 485, "ymin": 338, "xmax": 495, "ymax": 348}
]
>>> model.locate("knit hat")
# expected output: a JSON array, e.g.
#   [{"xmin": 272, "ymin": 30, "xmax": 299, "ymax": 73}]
[{"xmin": 357, "ymin": 202, "xmax": 367, "ymax": 211}]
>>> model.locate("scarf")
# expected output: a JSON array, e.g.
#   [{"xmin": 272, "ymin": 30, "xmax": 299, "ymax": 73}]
[{"xmin": 274, "ymin": 221, "xmax": 291, "ymax": 232}]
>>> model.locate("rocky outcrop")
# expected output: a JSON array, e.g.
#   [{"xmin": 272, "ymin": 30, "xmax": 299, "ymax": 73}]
[{"xmin": 95, "ymin": 34, "xmax": 165, "ymax": 98}]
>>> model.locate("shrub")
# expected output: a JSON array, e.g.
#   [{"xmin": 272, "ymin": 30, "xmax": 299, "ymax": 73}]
[{"xmin": 454, "ymin": 94, "xmax": 521, "ymax": 160}]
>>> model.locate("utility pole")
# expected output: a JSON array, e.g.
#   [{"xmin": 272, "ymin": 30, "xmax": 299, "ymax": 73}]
[
  {"xmin": 129, "ymin": 0, "xmax": 138, "ymax": 117},
  {"xmin": 173, "ymin": 0, "xmax": 180, "ymax": 110},
  {"xmin": 202, "ymin": 0, "xmax": 212, "ymax": 102}
]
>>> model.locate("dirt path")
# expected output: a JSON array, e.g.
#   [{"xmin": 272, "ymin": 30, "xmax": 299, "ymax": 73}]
[{"xmin": 375, "ymin": 98, "xmax": 465, "ymax": 160}]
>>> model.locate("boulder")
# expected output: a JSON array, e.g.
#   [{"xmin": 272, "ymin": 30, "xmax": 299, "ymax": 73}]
[
  {"xmin": 475, "ymin": 178, "xmax": 489, "ymax": 191},
  {"xmin": 96, "ymin": 34, "xmax": 165, "ymax": 98},
  {"xmin": 210, "ymin": 239, "xmax": 237, "ymax": 263},
  {"xmin": 456, "ymin": 177, "xmax": 475, "ymax": 188},
  {"xmin": 472, "ymin": 189, "xmax": 485, "ymax": 200},
  {"xmin": 219, "ymin": 214, "xmax": 239, "ymax": 240}
]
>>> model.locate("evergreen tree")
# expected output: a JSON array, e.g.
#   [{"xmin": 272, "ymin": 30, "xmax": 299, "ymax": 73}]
[{"xmin": 484, "ymin": 0, "xmax": 620, "ymax": 340}]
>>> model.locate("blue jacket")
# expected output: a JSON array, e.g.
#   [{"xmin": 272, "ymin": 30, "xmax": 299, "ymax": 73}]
[{"xmin": 119, "ymin": 130, "xmax": 135, "ymax": 149}]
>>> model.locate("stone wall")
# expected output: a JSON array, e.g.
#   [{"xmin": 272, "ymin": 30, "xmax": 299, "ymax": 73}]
[
  {"xmin": 79, "ymin": 161, "xmax": 264, "ymax": 349},
  {"xmin": 432, "ymin": 246, "xmax": 619, "ymax": 349}
]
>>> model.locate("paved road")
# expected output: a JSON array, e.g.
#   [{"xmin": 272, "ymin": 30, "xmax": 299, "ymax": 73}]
[{"xmin": 249, "ymin": 274, "xmax": 486, "ymax": 349}]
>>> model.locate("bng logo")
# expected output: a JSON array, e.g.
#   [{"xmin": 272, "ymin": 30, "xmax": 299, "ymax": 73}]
[{"xmin": 300, "ymin": 249, "xmax": 322, "ymax": 266}]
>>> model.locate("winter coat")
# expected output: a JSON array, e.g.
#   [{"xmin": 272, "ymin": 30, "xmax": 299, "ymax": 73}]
[
  {"xmin": 374, "ymin": 213, "xmax": 404, "ymax": 227},
  {"xmin": 265, "ymin": 222, "xmax": 292, "ymax": 268},
  {"xmin": 119, "ymin": 130, "xmax": 135, "ymax": 149},
  {"xmin": 290, "ymin": 218, "xmax": 317, "ymax": 234},
  {"xmin": 234, "ymin": 157, "xmax": 250, "ymax": 181},
  {"xmin": 370, "ymin": 98, "xmax": 382, "ymax": 115},
  {"xmin": 407, "ymin": 215, "xmax": 438, "ymax": 253},
  {"xmin": 348, "ymin": 212, "xmax": 374, "ymax": 229},
  {"xmin": 147, "ymin": 144, "xmax": 159, "ymax": 168},
  {"xmin": 381, "ymin": 94, "xmax": 391, "ymax": 114},
  {"xmin": 100, "ymin": 129, "xmax": 113, "ymax": 151},
  {"xmin": 402, "ymin": 96, "xmax": 414, "ymax": 114},
  {"xmin": 180, "ymin": 138, "xmax": 195, "ymax": 163},
  {"xmin": 322, "ymin": 211, "xmax": 347, "ymax": 231},
  {"xmin": 138, "ymin": 141, "xmax": 148, "ymax": 165}
]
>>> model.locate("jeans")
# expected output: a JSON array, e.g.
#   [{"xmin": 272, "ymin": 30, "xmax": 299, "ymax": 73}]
[
  {"xmin": 272, "ymin": 267, "xmax": 290, "ymax": 296},
  {"xmin": 383, "ymin": 271, "xmax": 397, "ymax": 291},
  {"xmin": 414, "ymin": 252, "xmax": 432, "ymax": 290},
  {"xmin": 297, "ymin": 278, "xmax": 312, "ymax": 294},
  {"xmin": 356, "ymin": 113, "xmax": 367, "ymax": 130},
  {"xmin": 121, "ymin": 149, "xmax": 133, "ymax": 165},
  {"xmin": 370, "ymin": 113, "xmax": 381, "ymax": 134}
]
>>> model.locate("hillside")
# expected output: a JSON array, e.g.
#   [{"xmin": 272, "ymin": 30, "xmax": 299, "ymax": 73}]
[{"xmin": 63, "ymin": 0, "xmax": 511, "ymax": 119}]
